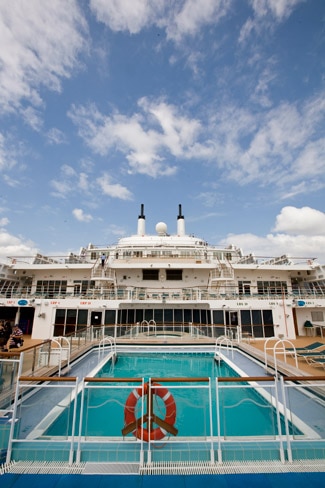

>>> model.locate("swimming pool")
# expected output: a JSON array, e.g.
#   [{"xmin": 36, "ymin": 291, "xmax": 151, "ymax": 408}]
[
  {"xmin": 5, "ymin": 346, "xmax": 325, "ymax": 468},
  {"xmin": 40, "ymin": 352, "xmax": 299, "ymax": 439}
]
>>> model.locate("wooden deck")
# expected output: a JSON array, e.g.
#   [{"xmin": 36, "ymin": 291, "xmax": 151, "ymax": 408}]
[{"xmin": 7, "ymin": 334, "xmax": 325, "ymax": 377}]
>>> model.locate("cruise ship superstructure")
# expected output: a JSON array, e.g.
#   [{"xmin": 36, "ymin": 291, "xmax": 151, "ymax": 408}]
[{"xmin": 0, "ymin": 204, "xmax": 324, "ymax": 341}]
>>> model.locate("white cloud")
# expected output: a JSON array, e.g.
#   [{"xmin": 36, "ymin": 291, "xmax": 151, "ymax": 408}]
[
  {"xmin": 108, "ymin": 224, "xmax": 127, "ymax": 237},
  {"xmin": 89, "ymin": 0, "xmax": 230, "ymax": 42},
  {"xmin": 78, "ymin": 173, "xmax": 89, "ymax": 191},
  {"xmin": 69, "ymin": 88, "xmax": 325, "ymax": 194},
  {"xmin": 204, "ymin": 91, "xmax": 325, "ymax": 195},
  {"xmin": 50, "ymin": 164, "xmax": 132, "ymax": 201},
  {"xmin": 72, "ymin": 208, "xmax": 93, "ymax": 222},
  {"xmin": 0, "ymin": 217, "xmax": 9, "ymax": 227},
  {"xmin": 164, "ymin": 0, "xmax": 229, "ymax": 42},
  {"xmin": 46, "ymin": 128, "xmax": 67, "ymax": 145},
  {"xmin": 196, "ymin": 192, "xmax": 224, "ymax": 208},
  {"xmin": 250, "ymin": 0, "xmax": 305, "ymax": 21},
  {"xmin": 220, "ymin": 206, "xmax": 325, "ymax": 263},
  {"xmin": 240, "ymin": 0, "xmax": 305, "ymax": 42},
  {"xmin": 96, "ymin": 173, "xmax": 133, "ymax": 200},
  {"xmin": 0, "ymin": 133, "xmax": 17, "ymax": 172},
  {"xmin": 0, "ymin": 230, "xmax": 38, "ymax": 258},
  {"xmin": 19, "ymin": 106, "xmax": 43, "ymax": 131},
  {"xmin": 0, "ymin": 0, "xmax": 87, "ymax": 113},
  {"xmin": 90, "ymin": 0, "xmax": 164, "ymax": 34},
  {"xmin": 273, "ymin": 207, "xmax": 325, "ymax": 236},
  {"xmin": 68, "ymin": 98, "xmax": 200, "ymax": 177},
  {"xmin": 50, "ymin": 179, "xmax": 73, "ymax": 199}
]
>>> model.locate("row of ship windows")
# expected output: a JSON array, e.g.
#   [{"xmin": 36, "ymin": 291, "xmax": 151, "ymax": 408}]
[{"xmin": 54, "ymin": 308, "xmax": 274, "ymax": 326}]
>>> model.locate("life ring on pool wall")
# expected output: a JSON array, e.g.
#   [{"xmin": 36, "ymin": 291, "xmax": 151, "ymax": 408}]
[{"xmin": 123, "ymin": 382, "xmax": 177, "ymax": 442}]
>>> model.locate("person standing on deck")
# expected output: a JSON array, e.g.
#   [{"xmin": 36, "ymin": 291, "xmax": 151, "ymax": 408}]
[{"xmin": 101, "ymin": 253, "xmax": 106, "ymax": 268}]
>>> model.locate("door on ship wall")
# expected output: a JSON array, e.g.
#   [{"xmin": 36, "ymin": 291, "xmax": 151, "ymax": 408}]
[
  {"xmin": 0, "ymin": 306, "xmax": 18, "ymax": 325},
  {"xmin": 0, "ymin": 306, "xmax": 35, "ymax": 334},
  {"xmin": 19, "ymin": 307, "xmax": 35, "ymax": 334},
  {"xmin": 91, "ymin": 311, "xmax": 102, "ymax": 326}
]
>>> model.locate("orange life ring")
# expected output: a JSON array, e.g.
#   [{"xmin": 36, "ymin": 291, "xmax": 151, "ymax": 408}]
[{"xmin": 124, "ymin": 383, "xmax": 176, "ymax": 441}]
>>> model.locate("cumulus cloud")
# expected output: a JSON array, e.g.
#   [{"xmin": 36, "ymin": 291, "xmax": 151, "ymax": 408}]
[
  {"xmin": 72, "ymin": 208, "xmax": 93, "ymax": 222},
  {"xmin": 0, "ymin": 0, "xmax": 87, "ymax": 113},
  {"xmin": 0, "ymin": 229, "xmax": 38, "ymax": 258},
  {"xmin": 273, "ymin": 207, "xmax": 325, "ymax": 236},
  {"xmin": 220, "ymin": 206, "xmax": 325, "ymax": 262}
]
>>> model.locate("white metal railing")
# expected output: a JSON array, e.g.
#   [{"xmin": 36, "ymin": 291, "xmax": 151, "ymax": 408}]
[
  {"xmin": 264, "ymin": 337, "xmax": 298, "ymax": 374},
  {"xmin": 38, "ymin": 337, "xmax": 71, "ymax": 376},
  {"xmin": 98, "ymin": 335, "xmax": 116, "ymax": 359},
  {"xmin": 3, "ymin": 371, "xmax": 325, "ymax": 467}
]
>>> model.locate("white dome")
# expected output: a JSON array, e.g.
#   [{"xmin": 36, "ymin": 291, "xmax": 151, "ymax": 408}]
[{"xmin": 155, "ymin": 222, "xmax": 167, "ymax": 235}]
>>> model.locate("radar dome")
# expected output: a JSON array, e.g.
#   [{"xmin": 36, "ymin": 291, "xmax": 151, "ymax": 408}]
[{"xmin": 156, "ymin": 222, "xmax": 167, "ymax": 235}]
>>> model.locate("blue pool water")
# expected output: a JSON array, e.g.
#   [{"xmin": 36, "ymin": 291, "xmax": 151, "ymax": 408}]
[
  {"xmin": 43, "ymin": 352, "xmax": 301, "ymax": 438},
  {"xmin": 2, "ymin": 472, "xmax": 325, "ymax": 488}
]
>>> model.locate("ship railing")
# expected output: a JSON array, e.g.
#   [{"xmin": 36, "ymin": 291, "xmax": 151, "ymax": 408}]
[
  {"xmin": 3, "ymin": 372, "xmax": 325, "ymax": 467},
  {"xmin": 1, "ymin": 288, "xmax": 325, "ymax": 301}
]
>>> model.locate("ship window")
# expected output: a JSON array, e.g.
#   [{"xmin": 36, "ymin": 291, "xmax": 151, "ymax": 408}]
[
  {"xmin": 36, "ymin": 280, "xmax": 67, "ymax": 297},
  {"xmin": 166, "ymin": 269, "xmax": 183, "ymax": 280},
  {"xmin": 257, "ymin": 281, "xmax": 287, "ymax": 295},
  {"xmin": 240, "ymin": 310, "xmax": 251, "ymax": 325},
  {"xmin": 311, "ymin": 311, "xmax": 324, "ymax": 322},
  {"xmin": 184, "ymin": 309, "xmax": 192, "ymax": 322},
  {"xmin": 213, "ymin": 310, "xmax": 224, "ymax": 324},
  {"xmin": 174, "ymin": 309, "xmax": 183, "ymax": 323},
  {"xmin": 262, "ymin": 310, "xmax": 273, "ymax": 325},
  {"xmin": 66, "ymin": 309, "xmax": 77, "ymax": 325},
  {"xmin": 142, "ymin": 269, "xmax": 159, "ymax": 280},
  {"xmin": 164, "ymin": 309, "xmax": 173, "ymax": 322},
  {"xmin": 77, "ymin": 309, "xmax": 88, "ymax": 325},
  {"xmin": 145, "ymin": 309, "xmax": 154, "ymax": 321},
  {"xmin": 154, "ymin": 309, "xmax": 163, "ymax": 323},
  {"xmin": 55, "ymin": 309, "xmax": 65, "ymax": 325},
  {"xmin": 252, "ymin": 310, "xmax": 262, "ymax": 325},
  {"xmin": 104, "ymin": 309, "xmax": 116, "ymax": 325},
  {"xmin": 121, "ymin": 309, "xmax": 127, "ymax": 324}
]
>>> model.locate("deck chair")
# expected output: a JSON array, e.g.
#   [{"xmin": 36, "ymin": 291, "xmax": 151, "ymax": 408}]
[
  {"xmin": 297, "ymin": 349, "xmax": 325, "ymax": 360},
  {"xmin": 304, "ymin": 356, "xmax": 325, "ymax": 369},
  {"xmin": 286, "ymin": 341, "xmax": 325, "ymax": 352}
]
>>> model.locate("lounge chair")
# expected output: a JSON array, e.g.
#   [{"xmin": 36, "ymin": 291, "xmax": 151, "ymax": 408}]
[
  {"xmin": 286, "ymin": 341, "xmax": 325, "ymax": 352},
  {"xmin": 304, "ymin": 356, "xmax": 325, "ymax": 369},
  {"xmin": 297, "ymin": 350, "xmax": 325, "ymax": 360}
]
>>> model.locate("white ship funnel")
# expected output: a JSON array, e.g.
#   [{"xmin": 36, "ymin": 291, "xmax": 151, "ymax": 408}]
[
  {"xmin": 137, "ymin": 203, "xmax": 146, "ymax": 235},
  {"xmin": 177, "ymin": 204, "xmax": 185, "ymax": 236}
]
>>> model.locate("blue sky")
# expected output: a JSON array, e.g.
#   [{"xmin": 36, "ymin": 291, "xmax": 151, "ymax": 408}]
[{"xmin": 0, "ymin": 0, "xmax": 325, "ymax": 263}]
